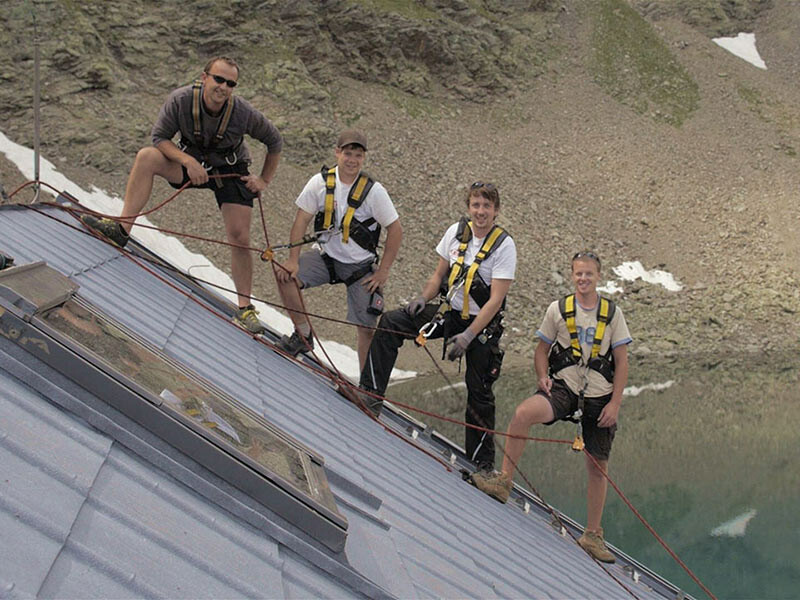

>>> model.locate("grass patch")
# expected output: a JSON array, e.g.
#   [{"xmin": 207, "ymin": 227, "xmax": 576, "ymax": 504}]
[
  {"xmin": 385, "ymin": 87, "xmax": 442, "ymax": 119},
  {"xmin": 737, "ymin": 83, "xmax": 763, "ymax": 106},
  {"xmin": 589, "ymin": 0, "xmax": 699, "ymax": 126}
]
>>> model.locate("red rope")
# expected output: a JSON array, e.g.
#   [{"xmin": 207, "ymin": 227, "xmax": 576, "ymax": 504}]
[{"xmin": 584, "ymin": 451, "xmax": 718, "ymax": 600}]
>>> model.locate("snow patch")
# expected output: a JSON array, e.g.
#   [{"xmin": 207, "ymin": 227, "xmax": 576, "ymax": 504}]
[
  {"xmin": 623, "ymin": 380, "xmax": 675, "ymax": 397},
  {"xmin": 612, "ymin": 261, "xmax": 683, "ymax": 291},
  {"xmin": 713, "ymin": 32, "xmax": 767, "ymax": 70},
  {"xmin": 711, "ymin": 509, "xmax": 757, "ymax": 538},
  {"xmin": 598, "ymin": 280, "xmax": 624, "ymax": 295}
]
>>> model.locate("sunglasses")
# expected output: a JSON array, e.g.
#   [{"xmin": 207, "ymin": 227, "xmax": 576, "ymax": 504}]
[
  {"xmin": 572, "ymin": 251, "xmax": 601, "ymax": 266},
  {"xmin": 206, "ymin": 73, "xmax": 238, "ymax": 88},
  {"xmin": 471, "ymin": 181, "xmax": 496, "ymax": 191}
]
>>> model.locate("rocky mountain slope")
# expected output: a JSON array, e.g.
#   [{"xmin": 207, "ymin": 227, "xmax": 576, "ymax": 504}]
[{"xmin": 1, "ymin": 0, "xmax": 798, "ymax": 373}]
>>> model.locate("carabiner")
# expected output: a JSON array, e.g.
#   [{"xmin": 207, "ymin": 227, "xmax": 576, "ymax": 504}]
[{"xmin": 415, "ymin": 319, "xmax": 439, "ymax": 347}]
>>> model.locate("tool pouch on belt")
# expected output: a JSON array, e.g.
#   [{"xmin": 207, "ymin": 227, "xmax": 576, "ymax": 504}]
[{"xmin": 486, "ymin": 345, "xmax": 504, "ymax": 383}]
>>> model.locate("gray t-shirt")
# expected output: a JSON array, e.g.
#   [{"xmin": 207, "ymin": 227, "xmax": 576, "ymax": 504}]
[{"xmin": 151, "ymin": 84, "xmax": 282, "ymax": 167}]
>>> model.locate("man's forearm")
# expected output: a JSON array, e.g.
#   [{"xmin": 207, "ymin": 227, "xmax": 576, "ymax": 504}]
[
  {"xmin": 377, "ymin": 221, "xmax": 402, "ymax": 273},
  {"xmin": 260, "ymin": 152, "xmax": 281, "ymax": 184},
  {"xmin": 156, "ymin": 140, "xmax": 192, "ymax": 166}
]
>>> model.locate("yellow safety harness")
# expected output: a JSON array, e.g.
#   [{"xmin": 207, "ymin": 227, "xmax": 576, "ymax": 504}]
[
  {"xmin": 316, "ymin": 165, "xmax": 379, "ymax": 252},
  {"xmin": 446, "ymin": 218, "xmax": 508, "ymax": 320},
  {"xmin": 552, "ymin": 294, "xmax": 617, "ymax": 451},
  {"xmin": 563, "ymin": 294, "xmax": 613, "ymax": 362}
]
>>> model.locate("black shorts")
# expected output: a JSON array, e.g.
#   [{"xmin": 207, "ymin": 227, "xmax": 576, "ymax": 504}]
[
  {"xmin": 170, "ymin": 162, "xmax": 256, "ymax": 208},
  {"xmin": 542, "ymin": 379, "xmax": 616, "ymax": 460}
]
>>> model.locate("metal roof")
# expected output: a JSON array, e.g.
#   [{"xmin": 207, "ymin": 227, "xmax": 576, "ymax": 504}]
[{"xmin": 0, "ymin": 201, "xmax": 683, "ymax": 599}]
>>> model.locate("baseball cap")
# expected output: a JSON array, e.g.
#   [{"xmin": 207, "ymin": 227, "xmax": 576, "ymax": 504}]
[{"xmin": 336, "ymin": 129, "xmax": 368, "ymax": 151}]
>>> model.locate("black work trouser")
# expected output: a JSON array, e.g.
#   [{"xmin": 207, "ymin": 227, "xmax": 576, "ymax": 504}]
[{"xmin": 360, "ymin": 304, "xmax": 504, "ymax": 470}]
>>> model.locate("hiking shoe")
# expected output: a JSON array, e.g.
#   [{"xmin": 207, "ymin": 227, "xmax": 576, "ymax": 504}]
[
  {"xmin": 471, "ymin": 469, "xmax": 512, "ymax": 504},
  {"xmin": 278, "ymin": 330, "xmax": 314, "ymax": 356},
  {"xmin": 81, "ymin": 214, "xmax": 129, "ymax": 248},
  {"xmin": 578, "ymin": 528, "xmax": 616, "ymax": 563},
  {"xmin": 233, "ymin": 305, "xmax": 266, "ymax": 334}
]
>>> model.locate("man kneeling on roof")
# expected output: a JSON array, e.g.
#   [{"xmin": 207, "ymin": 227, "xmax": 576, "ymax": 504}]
[
  {"xmin": 274, "ymin": 130, "xmax": 402, "ymax": 370},
  {"xmin": 359, "ymin": 181, "xmax": 516, "ymax": 476},
  {"xmin": 472, "ymin": 251, "xmax": 631, "ymax": 564}
]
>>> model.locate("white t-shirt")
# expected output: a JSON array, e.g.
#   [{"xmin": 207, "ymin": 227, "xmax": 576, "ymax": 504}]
[
  {"xmin": 295, "ymin": 168, "xmax": 398, "ymax": 264},
  {"xmin": 536, "ymin": 297, "xmax": 632, "ymax": 397},
  {"xmin": 435, "ymin": 221, "xmax": 517, "ymax": 316}
]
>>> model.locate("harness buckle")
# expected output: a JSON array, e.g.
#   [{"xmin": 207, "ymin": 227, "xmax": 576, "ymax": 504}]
[{"xmin": 225, "ymin": 151, "xmax": 237, "ymax": 166}]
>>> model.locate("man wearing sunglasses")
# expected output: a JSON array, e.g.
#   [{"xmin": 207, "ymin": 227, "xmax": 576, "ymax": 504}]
[
  {"xmin": 472, "ymin": 251, "xmax": 631, "ymax": 564},
  {"xmin": 358, "ymin": 182, "xmax": 516, "ymax": 475},
  {"xmin": 82, "ymin": 56, "xmax": 282, "ymax": 333}
]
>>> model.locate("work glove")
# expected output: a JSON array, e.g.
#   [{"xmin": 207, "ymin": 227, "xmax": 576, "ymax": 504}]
[
  {"xmin": 446, "ymin": 329, "xmax": 476, "ymax": 361},
  {"xmin": 404, "ymin": 295, "xmax": 427, "ymax": 317}
]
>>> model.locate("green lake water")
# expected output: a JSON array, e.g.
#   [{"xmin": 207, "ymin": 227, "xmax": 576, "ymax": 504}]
[{"xmin": 387, "ymin": 355, "xmax": 799, "ymax": 599}]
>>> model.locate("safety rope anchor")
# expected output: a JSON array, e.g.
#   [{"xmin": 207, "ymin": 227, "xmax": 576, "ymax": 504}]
[
  {"xmin": 571, "ymin": 430, "xmax": 585, "ymax": 452},
  {"xmin": 260, "ymin": 247, "xmax": 274, "ymax": 262}
]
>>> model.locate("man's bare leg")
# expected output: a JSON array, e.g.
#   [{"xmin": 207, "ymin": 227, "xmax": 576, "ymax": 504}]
[{"xmin": 120, "ymin": 147, "xmax": 183, "ymax": 234}]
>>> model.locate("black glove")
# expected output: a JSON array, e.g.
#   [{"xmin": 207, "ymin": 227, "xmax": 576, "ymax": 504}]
[
  {"xmin": 404, "ymin": 295, "xmax": 427, "ymax": 317},
  {"xmin": 446, "ymin": 329, "xmax": 476, "ymax": 361}
]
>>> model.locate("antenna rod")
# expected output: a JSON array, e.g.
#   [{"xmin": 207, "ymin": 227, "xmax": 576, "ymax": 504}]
[{"xmin": 32, "ymin": 7, "xmax": 41, "ymax": 203}]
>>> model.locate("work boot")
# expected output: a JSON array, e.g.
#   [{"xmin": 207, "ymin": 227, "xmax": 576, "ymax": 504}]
[
  {"xmin": 354, "ymin": 387, "xmax": 383, "ymax": 417},
  {"xmin": 81, "ymin": 214, "xmax": 129, "ymax": 248},
  {"xmin": 578, "ymin": 528, "xmax": 616, "ymax": 563},
  {"xmin": 278, "ymin": 330, "xmax": 314, "ymax": 356},
  {"xmin": 0, "ymin": 252, "xmax": 14, "ymax": 270},
  {"xmin": 233, "ymin": 305, "xmax": 266, "ymax": 334},
  {"xmin": 471, "ymin": 469, "xmax": 512, "ymax": 504}
]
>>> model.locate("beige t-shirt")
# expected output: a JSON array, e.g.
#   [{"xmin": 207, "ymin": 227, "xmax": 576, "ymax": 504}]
[{"xmin": 536, "ymin": 297, "xmax": 632, "ymax": 397}]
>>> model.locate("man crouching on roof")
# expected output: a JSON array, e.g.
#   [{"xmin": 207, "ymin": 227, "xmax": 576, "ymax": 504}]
[
  {"xmin": 359, "ymin": 182, "xmax": 516, "ymax": 475},
  {"xmin": 472, "ymin": 251, "xmax": 631, "ymax": 564},
  {"xmin": 274, "ymin": 130, "xmax": 402, "ymax": 370},
  {"xmin": 81, "ymin": 56, "xmax": 282, "ymax": 334}
]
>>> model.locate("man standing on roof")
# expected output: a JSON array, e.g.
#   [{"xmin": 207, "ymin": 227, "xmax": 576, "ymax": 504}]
[
  {"xmin": 472, "ymin": 251, "xmax": 631, "ymax": 564},
  {"xmin": 274, "ymin": 130, "xmax": 402, "ymax": 370},
  {"xmin": 359, "ymin": 182, "xmax": 515, "ymax": 474},
  {"xmin": 81, "ymin": 56, "xmax": 282, "ymax": 334}
]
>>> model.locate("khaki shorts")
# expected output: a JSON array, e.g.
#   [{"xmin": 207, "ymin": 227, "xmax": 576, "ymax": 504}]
[
  {"xmin": 297, "ymin": 251, "xmax": 378, "ymax": 327},
  {"xmin": 541, "ymin": 379, "xmax": 616, "ymax": 460}
]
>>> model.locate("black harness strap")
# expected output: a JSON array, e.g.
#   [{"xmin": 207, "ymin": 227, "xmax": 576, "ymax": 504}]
[
  {"xmin": 180, "ymin": 81, "xmax": 240, "ymax": 185},
  {"xmin": 320, "ymin": 254, "xmax": 375, "ymax": 286}
]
